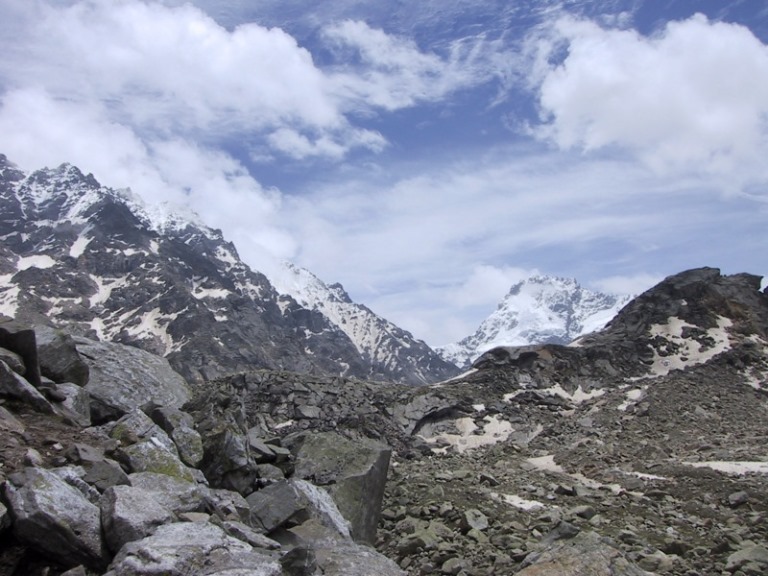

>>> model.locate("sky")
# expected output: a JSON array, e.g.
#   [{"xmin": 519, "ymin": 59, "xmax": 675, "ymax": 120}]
[{"xmin": 0, "ymin": 0, "xmax": 767, "ymax": 346}]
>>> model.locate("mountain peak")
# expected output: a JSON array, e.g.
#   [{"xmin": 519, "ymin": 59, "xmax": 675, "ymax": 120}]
[{"xmin": 438, "ymin": 274, "xmax": 630, "ymax": 368}]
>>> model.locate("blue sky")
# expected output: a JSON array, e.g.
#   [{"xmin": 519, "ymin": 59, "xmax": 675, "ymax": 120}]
[{"xmin": 0, "ymin": 0, "xmax": 766, "ymax": 345}]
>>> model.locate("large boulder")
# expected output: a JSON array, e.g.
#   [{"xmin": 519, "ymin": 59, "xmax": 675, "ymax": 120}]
[
  {"xmin": 127, "ymin": 472, "xmax": 207, "ymax": 515},
  {"xmin": 0, "ymin": 319, "xmax": 41, "ymax": 387},
  {"xmin": 36, "ymin": 326, "xmax": 89, "ymax": 386},
  {"xmin": 149, "ymin": 406, "xmax": 204, "ymax": 467},
  {"xmin": 2, "ymin": 466, "xmax": 109, "ymax": 569},
  {"xmin": 74, "ymin": 337, "xmax": 190, "ymax": 423},
  {"xmin": 103, "ymin": 522, "xmax": 282, "ymax": 576},
  {"xmin": 100, "ymin": 484, "xmax": 174, "ymax": 553},
  {"xmin": 517, "ymin": 531, "xmax": 654, "ymax": 576},
  {"xmin": 246, "ymin": 479, "xmax": 351, "ymax": 537},
  {"xmin": 0, "ymin": 359, "xmax": 53, "ymax": 413},
  {"xmin": 290, "ymin": 431, "xmax": 391, "ymax": 544}
]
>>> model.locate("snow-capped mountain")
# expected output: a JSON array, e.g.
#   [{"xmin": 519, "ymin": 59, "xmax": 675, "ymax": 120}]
[
  {"xmin": 0, "ymin": 154, "xmax": 458, "ymax": 385},
  {"xmin": 438, "ymin": 275, "xmax": 631, "ymax": 368},
  {"xmin": 269, "ymin": 262, "xmax": 454, "ymax": 384}
]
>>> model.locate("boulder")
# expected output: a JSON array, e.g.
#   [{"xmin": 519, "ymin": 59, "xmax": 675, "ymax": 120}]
[
  {"xmin": 517, "ymin": 531, "xmax": 653, "ymax": 576},
  {"xmin": 0, "ymin": 347, "xmax": 25, "ymax": 375},
  {"xmin": 119, "ymin": 439, "xmax": 195, "ymax": 483},
  {"xmin": 0, "ymin": 319, "xmax": 41, "ymax": 387},
  {"xmin": 247, "ymin": 479, "xmax": 351, "ymax": 537},
  {"xmin": 150, "ymin": 406, "xmax": 204, "ymax": 467},
  {"xmin": 290, "ymin": 431, "xmax": 391, "ymax": 544},
  {"xmin": 198, "ymin": 426, "xmax": 257, "ymax": 495},
  {"xmin": 55, "ymin": 382, "xmax": 92, "ymax": 427},
  {"xmin": 74, "ymin": 337, "xmax": 190, "ymax": 423},
  {"xmin": 100, "ymin": 484, "xmax": 174, "ymax": 553},
  {"xmin": 127, "ymin": 472, "xmax": 207, "ymax": 515},
  {"xmin": 726, "ymin": 545, "xmax": 768, "ymax": 573},
  {"xmin": 103, "ymin": 522, "xmax": 282, "ymax": 576},
  {"xmin": 36, "ymin": 325, "xmax": 89, "ymax": 386},
  {"xmin": 0, "ymin": 359, "xmax": 53, "ymax": 413},
  {"xmin": 2, "ymin": 466, "xmax": 109, "ymax": 569}
]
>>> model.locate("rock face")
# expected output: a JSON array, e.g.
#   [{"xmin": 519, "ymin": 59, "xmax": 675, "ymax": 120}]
[{"xmin": 0, "ymin": 154, "xmax": 457, "ymax": 386}]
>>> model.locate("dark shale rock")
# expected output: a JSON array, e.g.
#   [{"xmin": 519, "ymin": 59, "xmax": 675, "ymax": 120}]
[{"xmin": 35, "ymin": 326, "xmax": 89, "ymax": 386}]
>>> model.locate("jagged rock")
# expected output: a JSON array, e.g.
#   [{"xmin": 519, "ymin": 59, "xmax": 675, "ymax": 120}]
[
  {"xmin": 103, "ymin": 522, "xmax": 282, "ymax": 575},
  {"xmin": 100, "ymin": 484, "xmax": 174, "ymax": 553},
  {"xmin": 0, "ymin": 347, "xmax": 25, "ymax": 376},
  {"xmin": 198, "ymin": 426, "xmax": 256, "ymax": 495},
  {"xmin": 0, "ymin": 404, "xmax": 25, "ymax": 433},
  {"xmin": 127, "ymin": 472, "xmax": 207, "ymax": 515},
  {"xmin": 290, "ymin": 431, "xmax": 391, "ymax": 544},
  {"xmin": 218, "ymin": 519, "xmax": 282, "ymax": 550},
  {"xmin": 2, "ymin": 466, "xmax": 109, "ymax": 569},
  {"xmin": 149, "ymin": 406, "xmax": 204, "ymax": 467},
  {"xmin": 0, "ymin": 319, "xmax": 41, "ymax": 387},
  {"xmin": 516, "ymin": 531, "xmax": 652, "ymax": 575},
  {"xmin": 75, "ymin": 337, "xmax": 190, "ymax": 423},
  {"xmin": 0, "ymin": 359, "xmax": 53, "ymax": 413},
  {"xmin": 82, "ymin": 458, "xmax": 131, "ymax": 492},
  {"xmin": 55, "ymin": 382, "xmax": 92, "ymax": 427},
  {"xmin": 726, "ymin": 545, "xmax": 768, "ymax": 573},
  {"xmin": 204, "ymin": 487, "xmax": 252, "ymax": 524},
  {"xmin": 110, "ymin": 409, "xmax": 177, "ymax": 453},
  {"xmin": 119, "ymin": 439, "xmax": 195, "ymax": 483},
  {"xmin": 247, "ymin": 479, "xmax": 351, "ymax": 537},
  {"xmin": 36, "ymin": 326, "xmax": 89, "ymax": 386}
]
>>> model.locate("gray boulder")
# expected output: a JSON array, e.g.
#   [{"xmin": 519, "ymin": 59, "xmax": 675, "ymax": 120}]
[
  {"xmin": 2, "ymin": 466, "xmax": 109, "ymax": 569},
  {"xmin": 120, "ymin": 439, "xmax": 195, "ymax": 483},
  {"xmin": 55, "ymin": 382, "xmax": 92, "ymax": 427},
  {"xmin": 36, "ymin": 325, "xmax": 89, "ymax": 386},
  {"xmin": 0, "ymin": 359, "xmax": 53, "ymax": 413},
  {"xmin": 74, "ymin": 337, "xmax": 190, "ymax": 423},
  {"xmin": 291, "ymin": 431, "xmax": 391, "ymax": 544},
  {"xmin": 247, "ymin": 479, "xmax": 351, "ymax": 537},
  {"xmin": 150, "ymin": 406, "xmax": 204, "ymax": 467},
  {"xmin": 128, "ymin": 472, "xmax": 207, "ymax": 514},
  {"xmin": 517, "ymin": 531, "xmax": 653, "ymax": 576},
  {"xmin": 100, "ymin": 484, "xmax": 174, "ymax": 553},
  {"xmin": 103, "ymin": 522, "xmax": 282, "ymax": 575},
  {"xmin": 0, "ymin": 319, "xmax": 41, "ymax": 387}
]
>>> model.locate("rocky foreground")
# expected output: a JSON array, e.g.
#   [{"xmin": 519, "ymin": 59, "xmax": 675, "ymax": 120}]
[{"xmin": 1, "ymin": 267, "xmax": 767, "ymax": 575}]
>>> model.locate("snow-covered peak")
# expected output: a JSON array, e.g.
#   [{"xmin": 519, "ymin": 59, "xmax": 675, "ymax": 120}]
[{"xmin": 438, "ymin": 274, "xmax": 632, "ymax": 368}]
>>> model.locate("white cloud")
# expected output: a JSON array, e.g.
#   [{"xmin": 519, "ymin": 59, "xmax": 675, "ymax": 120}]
[
  {"xmin": 591, "ymin": 273, "xmax": 661, "ymax": 297},
  {"xmin": 447, "ymin": 265, "xmax": 539, "ymax": 308},
  {"xmin": 525, "ymin": 14, "xmax": 768, "ymax": 190}
]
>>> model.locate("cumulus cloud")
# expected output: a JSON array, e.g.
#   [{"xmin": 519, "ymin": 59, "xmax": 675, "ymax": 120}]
[{"xmin": 525, "ymin": 14, "xmax": 768, "ymax": 190}]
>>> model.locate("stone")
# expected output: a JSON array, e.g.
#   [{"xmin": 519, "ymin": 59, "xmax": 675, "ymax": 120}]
[
  {"xmin": 291, "ymin": 431, "xmax": 391, "ymax": 544},
  {"xmin": 100, "ymin": 484, "xmax": 174, "ymax": 553},
  {"xmin": 110, "ymin": 408, "xmax": 177, "ymax": 454},
  {"xmin": 205, "ymin": 487, "xmax": 251, "ymax": 523},
  {"xmin": 198, "ymin": 426, "xmax": 257, "ymax": 495},
  {"xmin": 728, "ymin": 490, "xmax": 750, "ymax": 508},
  {"xmin": 149, "ymin": 406, "xmax": 204, "ymax": 467},
  {"xmin": 0, "ymin": 347, "xmax": 25, "ymax": 376},
  {"xmin": 0, "ymin": 319, "xmax": 41, "ymax": 387},
  {"xmin": 219, "ymin": 519, "xmax": 282, "ymax": 550},
  {"xmin": 460, "ymin": 508, "xmax": 489, "ymax": 532},
  {"xmin": 74, "ymin": 337, "xmax": 190, "ymax": 423},
  {"xmin": 0, "ymin": 500, "xmax": 11, "ymax": 533},
  {"xmin": 0, "ymin": 404, "xmax": 25, "ymax": 433},
  {"xmin": 127, "ymin": 472, "xmax": 207, "ymax": 514},
  {"xmin": 3, "ymin": 466, "xmax": 108, "ymax": 569},
  {"xmin": 120, "ymin": 438, "xmax": 195, "ymax": 482},
  {"xmin": 517, "ymin": 531, "xmax": 652, "ymax": 575},
  {"xmin": 103, "ymin": 522, "xmax": 282, "ymax": 575},
  {"xmin": 726, "ymin": 545, "xmax": 768, "ymax": 573},
  {"xmin": 0, "ymin": 359, "xmax": 53, "ymax": 413},
  {"xmin": 247, "ymin": 427, "xmax": 277, "ymax": 462},
  {"xmin": 247, "ymin": 479, "xmax": 351, "ymax": 537},
  {"xmin": 36, "ymin": 325, "xmax": 89, "ymax": 386},
  {"xmin": 55, "ymin": 382, "xmax": 92, "ymax": 427},
  {"xmin": 82, "ymin": 457, "xmax": 131, "ymax": 492}
]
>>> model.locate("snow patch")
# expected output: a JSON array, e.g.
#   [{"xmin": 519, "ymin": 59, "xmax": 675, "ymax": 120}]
[
  {"xmin": 69, "ymin": 232, "xmax": 92, "ymax": 258},
  {"xmin": 17, "ymin": 255, "xmax": 56, "ymax": 271},
  {"xmin": 648, "ymin": 316, "xmax": 732, "ymax": 376},
  {"xmin": 617, "ymin": 386, "xmax": 646, "ymax": 411},
  {"xmin": 420, "ymin": 415, "xmax": 514, "ymax": 454},
  {"xmin": 0, "ymin": 275, "xmax": 20, "ymax": 317},
  {"xmin": 491, "ymin": 492, "xmax": 545, "ymax": 511},
  {"xmin": 682, "ymin": 461, "xmax": 768, "ymax": 475},
  {"xmin": 505, "ymin": 384, "xmax": 605, "ymax": 405}
]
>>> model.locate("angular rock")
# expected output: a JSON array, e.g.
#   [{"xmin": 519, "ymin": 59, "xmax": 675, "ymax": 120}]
[
  {"xmin": 2, "ymin": 466, "xmax": 108, "ymax": 569},
  {"xmin": 128, "ymin": 472, "xmax": 207, "ymax": 514},
  {"xmin": 291, "ymin": 431, "xmax": 391, "ymax": 544},
  {"xmin": 82, "ymin": 458, "xmax": 131, "ymax": 492},
  {"xmin": 111, "ymin": 408, "xmax": 177, "ymax": 453},
  {"xmin": 0, "ymin": 404, "xmax": 25, "ymax": 433},
  {"xmin": 219, "ymin": 519, "xmax": 282, "ymax": 550},
  {"xmin": 205, "ymin": 487, "xmax": 251, "ymax": 523},
  {"xmin": 75, "ymin": 337, "xmax": 190, "ymax": 423},
  {"xmin": 149, "ymin": 406, "xmax": 204, "ymax": 467},
  {"xmin": 726, "ymin": 545, "xmax": 768, "ymax": 573},
  {"xmin": 100, "ymin": 484, "xmax": 174, "ymax": 553},
  {"xmin": 0, "ymin": 500, "xmax": 10, "ymax": 533},
  {"xmin": 0, "ymin": 359, "xmax": 53, "ymax": 413},
  {"xmin": 517, "ymin": 531, "xmax": 652, "ymax": 575},
  {"xmin": 120, "ymin": 439, "xmax": 195, "ymax": 483},
  {"xmin": 55, "ymin": 382, "xmax": 92, "ymax": 427},
  {"xmin": 198, "ymin": 426, "xmax": 257, "ymax": 495},
  {"xmin": 36, "ymin": 325, "xmax": 89, "ymax": 386},
  {"xmin": 247, "ymin": 479, "xmax": 351, "ymax": 537},
  {"xmin": 103, "ymin": 522, "xmax": 282, "ymax": 575},
  {"xmin": 0, "ymin": 347, "xmax": 25, "ymax": 376},
  {"xmin": 0, "ymin": 319, "xmax": 41, "ymax": 387}
]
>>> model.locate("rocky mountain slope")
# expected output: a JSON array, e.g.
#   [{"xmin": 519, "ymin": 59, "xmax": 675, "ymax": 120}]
[
  {"xmin": 1, "ymin": 259, "xmax": 767, "ymax": 576},
  {"xmin": 0, "ymin": 154, "xmax": 458, "ymax": 385},
  {"xmin": 438, "ymin": 275, "xmax": 631, "ymax": 368}
]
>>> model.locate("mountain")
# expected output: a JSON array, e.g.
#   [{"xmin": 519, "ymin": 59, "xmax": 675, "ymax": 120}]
[
  {"xmin": 437, "ymin": 275, "xmax": 631, "ymax": 368},
  {"xmin": 0, "ymin": 154, "xmax": 458, "ymax": 385}
]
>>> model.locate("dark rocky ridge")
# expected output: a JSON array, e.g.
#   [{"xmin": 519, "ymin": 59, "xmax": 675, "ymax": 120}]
[{"xmin": 0, "ymin": 154, "xmax": 458, "ymax": 386}]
